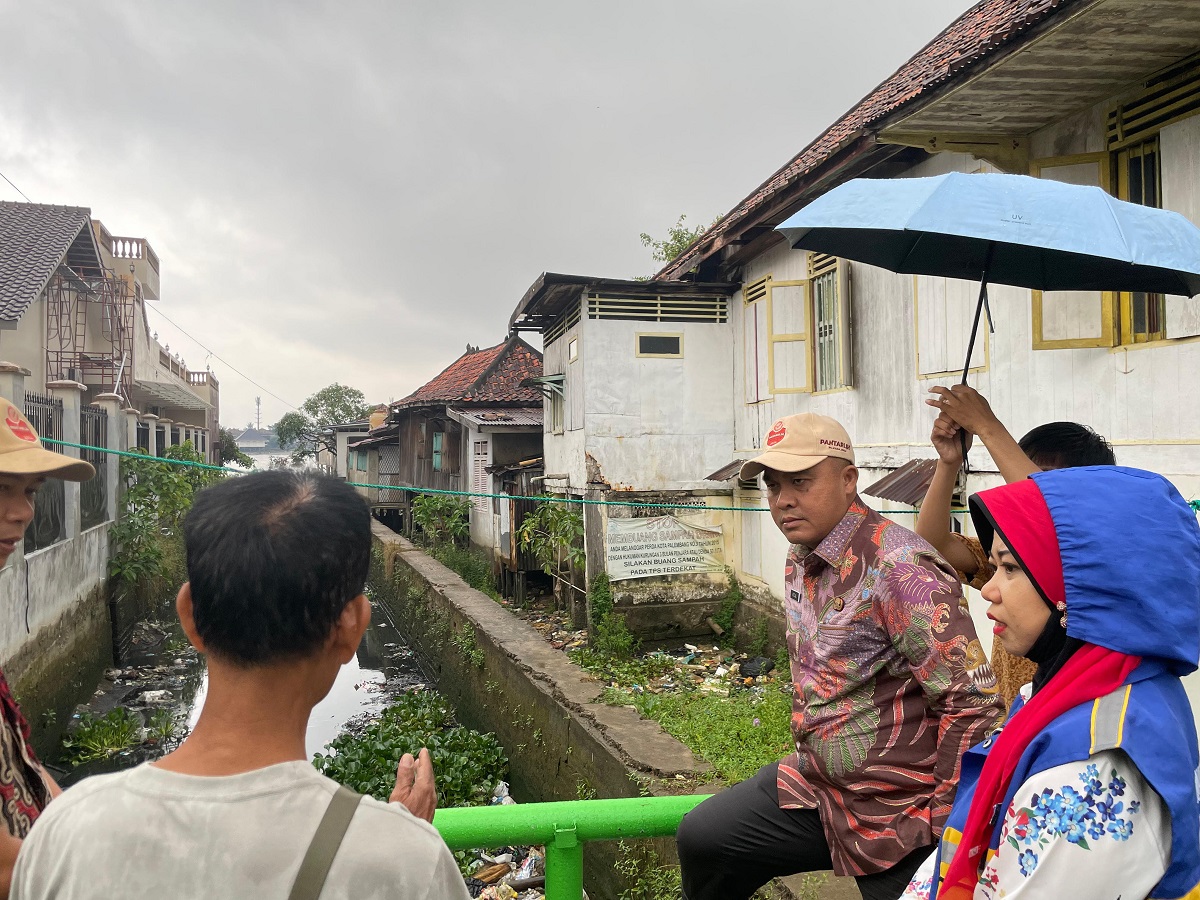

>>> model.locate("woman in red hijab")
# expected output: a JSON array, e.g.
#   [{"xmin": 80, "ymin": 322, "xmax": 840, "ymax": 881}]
[{"xmin": 906, "ymin": 466, "xmax": 1200, "ymax": 900}]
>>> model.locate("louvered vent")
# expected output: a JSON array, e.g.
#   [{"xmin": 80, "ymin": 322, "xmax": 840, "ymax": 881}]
[
  {"xmin": 808, "ymin": 253, "xmax": 838, "ymax": 279},
  {"xmin": 1108, "ymin": 51, "xmax": 1200, "ymax": 148},
  {"xmin": 586, "ymin": 295, "xmax": 727, "ymax": 323},
  {"xmin": 545, "ymin": 304, "xmax": 582, "ymax": 345},
  {"xmin": 743, "ymin": 276, "xmax": 770, "ymax": 304}
]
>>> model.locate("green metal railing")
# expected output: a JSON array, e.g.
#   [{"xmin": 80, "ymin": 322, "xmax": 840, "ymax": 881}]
[{"xmin": 433, "ymin": 794, "xmax": 711, "ymax": 900}]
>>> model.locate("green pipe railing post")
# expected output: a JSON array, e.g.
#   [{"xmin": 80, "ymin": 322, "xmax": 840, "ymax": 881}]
[
  {"xmin": 545, "ymin": 825, "xmax": 583, "ymax": 900},
  {"xmin": 432, "ymin": 794, "xmax": 711, "ymax": 900}
]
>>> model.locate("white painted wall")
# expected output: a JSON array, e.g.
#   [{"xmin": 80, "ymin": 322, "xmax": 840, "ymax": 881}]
[
  {"xmin": 0, "ymin": 516, "xmax": 108, "ymax": 666},
  {"xmin": 0, "ymin": 298, "xmax": 47, "ymax": 387},
  {"xmin": 582, "ymin": 317, "xmax": 734, "ymax": 491},
  {"xmin": 728, "ymin": 105, "xmax": 1200, "ymax": 715},
  {"xmin": 541, "ymin": 313, "xmax": 587, "ymax": 492}
]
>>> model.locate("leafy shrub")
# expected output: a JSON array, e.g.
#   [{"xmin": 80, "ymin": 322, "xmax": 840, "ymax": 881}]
[
  {"xmin": 587, "ymin": 573, "xmax": 637, "ymax": 659},
  {"xmin": 313, "ymin": 693, "xmax": 507, "ymax": 807},
  {"xmin": 712, "ymin": 569, "xmax": 743, "ymax": 639},
  {"xmin": 746, "ymin": 617, "xmax": 769, "ymax": 658},
  {"xmin": 411, "ymin": 494, "xmax": 469, "ymax": 547},
  {"xmin": 109, "ymin": 441, "xmax": 222, "ymax": 589},
  {"xmin": 516, "ymin": 501, "xmax": 585, "ymax": 576}
]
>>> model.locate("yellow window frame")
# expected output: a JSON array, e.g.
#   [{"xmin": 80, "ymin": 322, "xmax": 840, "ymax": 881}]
[
  {"xmin": 766, "ymin": 278, "xmax": 811, "ymax": 394},
  {"xmin": 1114, "ymin": 138, "xmax": 1166, "ymax": 345},
  {"xmin": 1029, "ymin": 152, "xmax": 1117, "ymax": 350}
]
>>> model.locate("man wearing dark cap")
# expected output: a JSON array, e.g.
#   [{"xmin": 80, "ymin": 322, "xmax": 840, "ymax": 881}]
[
  {"xmin": 0, "ymin": 398, "xmax": 95, "ymax": 894},
  {"xmin": 677, "ymin": 413, "xmax": 1002, "ymax": 900}
]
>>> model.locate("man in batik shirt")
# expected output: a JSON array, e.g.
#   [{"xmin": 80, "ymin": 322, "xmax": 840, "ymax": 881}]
[
  {"xmin": 0, "ymin": 399, "xmax": 95, "ymax": 894},
  {"xmin": 677, "ymin": 413, "xmax": 1002, "ymax": 900}
]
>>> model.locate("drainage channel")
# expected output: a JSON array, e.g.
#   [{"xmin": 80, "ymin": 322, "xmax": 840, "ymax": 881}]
[{"xmin": 45, "ymin": 599, "xmax": 431, "ymax": 785}]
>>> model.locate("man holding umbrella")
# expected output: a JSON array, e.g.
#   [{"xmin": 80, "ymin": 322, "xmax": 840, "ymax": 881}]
[{"xmin": 676, "ymin": 413, "xmax": 1002, "ymax": 900}]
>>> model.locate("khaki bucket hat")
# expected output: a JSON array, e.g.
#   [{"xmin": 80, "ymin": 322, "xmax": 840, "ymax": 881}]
[
  {"xmin": 739, "ymin": 413, "xmax": 855, "ymax": 480},
  {"xmin": 0, "ymin": 399, "xmax": 94, "ymax": 482}
]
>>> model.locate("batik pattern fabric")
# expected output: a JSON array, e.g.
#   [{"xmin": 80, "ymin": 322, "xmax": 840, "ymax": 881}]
[
  {"xmin": 777, "ymin": 499, "xmax": 1003, "ymax": 876},
  {"xmin": 0, "ymin": 666, "xmax": 49, "ymax": 838}
]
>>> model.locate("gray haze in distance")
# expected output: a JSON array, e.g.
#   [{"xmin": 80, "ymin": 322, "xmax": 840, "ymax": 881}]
[{"xmin": 0, "ymin": 0, "xmax": 975, "ymax": 428}]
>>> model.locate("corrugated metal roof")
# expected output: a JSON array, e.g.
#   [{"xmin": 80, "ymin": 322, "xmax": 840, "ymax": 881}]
[
  {"xmin": 449, "ymin": 406, "xmax": 543, "ymax": 428},
  {"xmin": 703, "ymin": 459, "xmax": 748, "ymax": 482},
  {"xmin": 862, "ymin": 458, "xmax": 940, "ymax": 506}
]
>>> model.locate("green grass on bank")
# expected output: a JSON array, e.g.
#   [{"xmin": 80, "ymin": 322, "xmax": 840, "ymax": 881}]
[{"xmin": 601, "ymin": 684, "xmax": 793, "ymax": 784}]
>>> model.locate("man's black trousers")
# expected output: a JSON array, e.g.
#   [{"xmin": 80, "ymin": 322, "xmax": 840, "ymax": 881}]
[{"xmin": 675, "ymin": 763, "xmax": 934, "ymax": 900}]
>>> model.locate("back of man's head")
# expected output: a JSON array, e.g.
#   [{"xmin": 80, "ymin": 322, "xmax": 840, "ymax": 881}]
[
  {"xmin": 1018, "ymin": 422, "xmax": 1116, "ymax": 471},
  {"xmin": 183, "ymin": 470, "xmax": 371, "ymax": 666}
]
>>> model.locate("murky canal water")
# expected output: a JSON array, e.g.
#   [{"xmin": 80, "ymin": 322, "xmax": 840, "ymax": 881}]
[{"xmin": 51, "ymin": 600, "xmax": 429, "ymax": 783}]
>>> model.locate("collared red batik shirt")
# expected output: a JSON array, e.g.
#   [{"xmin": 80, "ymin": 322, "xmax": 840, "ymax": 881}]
[{"xmin": 777, "ymin": 499, "xmax": 1002, "ymax": 876}]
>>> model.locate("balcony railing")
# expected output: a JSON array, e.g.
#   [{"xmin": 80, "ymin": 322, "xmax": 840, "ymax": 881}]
[
  {"xmin": 433, "ymin": 794, "xmax": 708, "ymax": 900},
  {"xmin": 187, "ymin": 370, "xmax": 220, "ymax": 389},
  {"xmin": 108, "ymin": 234, "xmax": 160, "ymax": 275}
]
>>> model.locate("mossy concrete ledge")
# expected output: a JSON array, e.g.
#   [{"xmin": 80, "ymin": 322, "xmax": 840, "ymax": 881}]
[{"xmin": 372, "ymin": 522, "xmax": 709, "ymax": 899}]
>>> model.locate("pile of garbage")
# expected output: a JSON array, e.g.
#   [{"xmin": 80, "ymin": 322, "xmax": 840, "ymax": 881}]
[
  {"xmin": 461, "ymin": 783, "xmax": 556, "ymax": 900},
  {"xmin": 463, "ymin": 847, "xmax": 546, "ymax": 899},
  {"xmin": 621, "ymin": 645, "xmax": 783, "ymax": 697},
  {"xmin": 517, "ymin": 608, "xmax": 587, "ymax": 651}
]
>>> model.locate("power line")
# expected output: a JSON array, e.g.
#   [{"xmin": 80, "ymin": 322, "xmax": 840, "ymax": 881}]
[
  {"xmin": 143, "ymin": 305, "xmax": 300, "ymax": 412},
  {"xmin": 0, "ymin": 169, "xmax": 31, "ymax": 203}
]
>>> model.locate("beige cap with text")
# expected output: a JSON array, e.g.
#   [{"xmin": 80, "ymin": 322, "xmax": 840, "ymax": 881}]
[
  {"xmin": 739, "ymin": 413, "xmax": 854, "ymax": 480},
  {"xmin": 0, "ymin": 399, "xmax": 94, "ymax": 481}
]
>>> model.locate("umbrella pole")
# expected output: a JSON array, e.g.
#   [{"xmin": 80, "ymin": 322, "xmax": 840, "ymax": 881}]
[
  {"xmin": 960, "ymin": 279, "xmax": 989, "ymax": 385},
  {"xmin": 958, "ymin": 277, "xmax": 991, "ymax": 474}
]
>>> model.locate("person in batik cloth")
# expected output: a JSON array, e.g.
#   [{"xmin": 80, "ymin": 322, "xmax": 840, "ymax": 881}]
[
  {"xmin": 677, "ymin": 414, "xmax": 1003, "ymax": 900},
  {"xmin": 0, "ymin": 399, "xmax": 94, "ymax": 893},
  {"xmin": 917, "ymin": 384, "xmax": 1116, "ymax": 709},
  {"xmin": 907, "ymin": 467, "xmax": 1199, "ymax": 900}
]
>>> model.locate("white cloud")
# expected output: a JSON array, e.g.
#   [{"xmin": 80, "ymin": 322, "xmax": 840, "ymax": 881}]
[{"xmin": 0, "ymin": 0, "xmax": 976, "ymax": 427}]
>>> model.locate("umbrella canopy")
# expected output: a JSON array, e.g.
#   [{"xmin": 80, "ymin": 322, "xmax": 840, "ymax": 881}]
[{"xmin": 776, "ymin": 172, "xmax": 1200, "ymax": 297}]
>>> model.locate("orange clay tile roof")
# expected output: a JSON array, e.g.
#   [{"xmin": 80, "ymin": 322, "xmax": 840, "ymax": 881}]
[{"xmin": 394, "ymin": 336, "xmax": 543, "ymax": 407}]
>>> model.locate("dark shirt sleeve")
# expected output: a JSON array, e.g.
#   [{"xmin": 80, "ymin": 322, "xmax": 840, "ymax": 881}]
[{"xmin": 877, "ymin": 556, "xmax": 1003, "ymax": 832}]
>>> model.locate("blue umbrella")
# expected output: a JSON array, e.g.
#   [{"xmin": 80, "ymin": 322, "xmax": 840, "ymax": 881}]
[{"xmin": 776, "ymin": 172, "xmax": 1200, "ymax": 382}]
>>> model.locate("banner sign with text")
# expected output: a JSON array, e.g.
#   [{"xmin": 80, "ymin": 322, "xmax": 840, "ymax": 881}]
[{"xmin": 605, "ymin": 516, "xmax": 724, "ymax": 581}]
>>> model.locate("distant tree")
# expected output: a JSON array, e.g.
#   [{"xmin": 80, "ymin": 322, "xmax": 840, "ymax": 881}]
[
  {"xmin": 639, "ymin": 214, "xmax": 720, "ymax": 272},
  {"xmin": 276, "ymin": 383, "xmax": 373, "ymax": 463},
  {"xmin": 216, "ymin": 427, "xmax": 255, "ymax": 468}
]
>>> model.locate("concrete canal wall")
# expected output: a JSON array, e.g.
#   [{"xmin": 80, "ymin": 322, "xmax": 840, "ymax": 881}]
[
  {"xmin": 371, "ymin": 522, "xmax": 851, "ymax": 900},
  {"xmin": 371, "ymin": 521, "xmax": 710, "ymax": 900},
  {"xmin": 1, "ymin": 525, "xmax": 114, "ymax": 757}
]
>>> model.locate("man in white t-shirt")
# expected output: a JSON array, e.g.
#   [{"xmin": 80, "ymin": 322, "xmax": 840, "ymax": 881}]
[{"xmin": 12, "ymin": 471, "xmax": 470, "ymax": 900}]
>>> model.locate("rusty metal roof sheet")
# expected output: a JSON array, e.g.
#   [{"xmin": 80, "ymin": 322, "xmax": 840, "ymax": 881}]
[
  {"xmin": 862, "ymin": 458, "xmax": 940, "ymax": 507},
  {"xmin": 703, "ymin": 459, "xmax": 748, "ymax": 482},
  {"xmin": 448, "ymin": 406, "xmax": 543, "ymax": 428}
]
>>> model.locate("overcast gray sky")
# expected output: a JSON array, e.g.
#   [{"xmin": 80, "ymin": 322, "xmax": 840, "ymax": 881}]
[{"xmin": 0, "ymin": 0, "xmax": 974, "ymax": 429}]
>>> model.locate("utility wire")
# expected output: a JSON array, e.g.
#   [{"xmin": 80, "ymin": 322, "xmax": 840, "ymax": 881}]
[
  {"xmin": 0, "ymin": 169, "xmax": 31, "ymax": 203},
  {"xmin": 38, "ymin": 437, "xmax": 984, "ymax": 514},
  {"xmin": 143, "ymin": 305, "xmax": 300, "ymax": 412}
]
